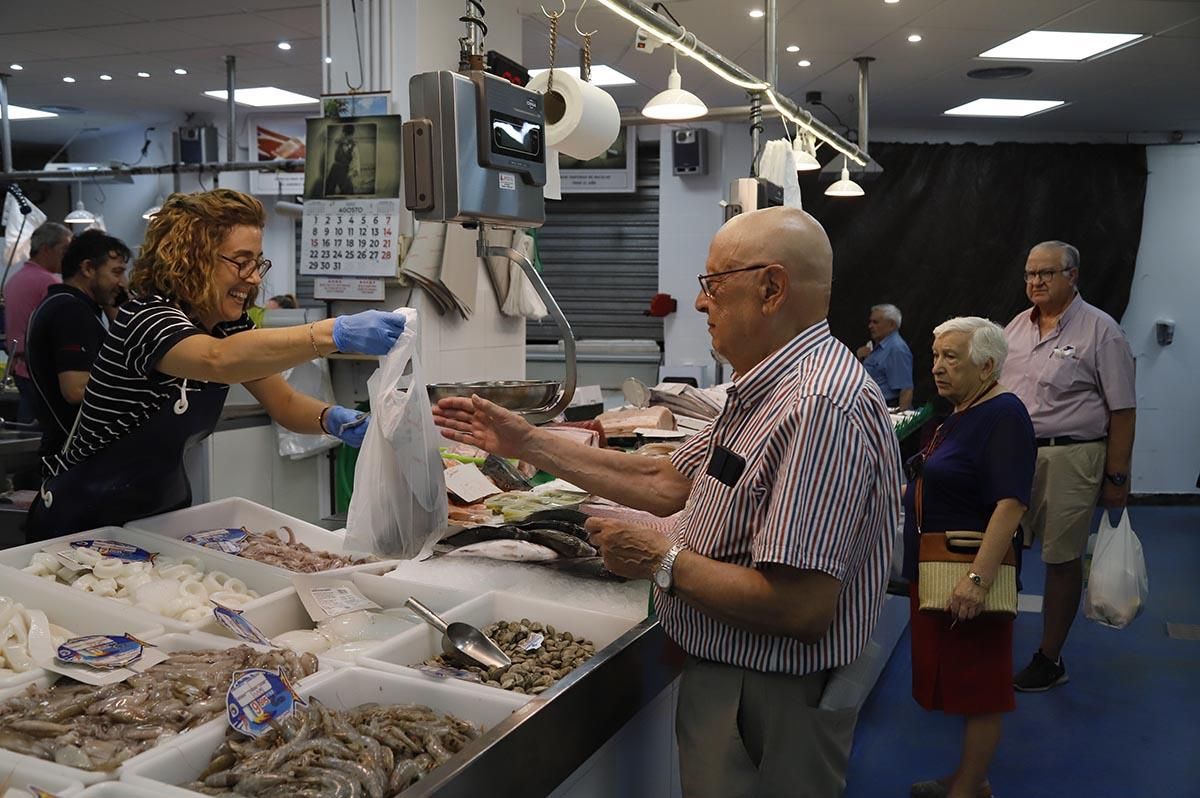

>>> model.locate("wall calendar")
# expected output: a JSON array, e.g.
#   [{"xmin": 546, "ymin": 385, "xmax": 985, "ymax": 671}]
[{"xmin": 299, "ymin": 198, "xmax": 402, "ymax": 277}]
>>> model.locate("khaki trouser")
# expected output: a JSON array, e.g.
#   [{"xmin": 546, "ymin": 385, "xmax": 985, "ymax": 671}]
[
  {"xmin": 676, "ymin": 655, "xmax": 859, "ymax": 798},
  {"xmin": 1023, "ymin": 441, "xmax": 1106, "ymax": 564}
]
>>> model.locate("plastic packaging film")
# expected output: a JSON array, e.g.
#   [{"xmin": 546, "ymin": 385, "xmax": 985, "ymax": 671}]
[{"xmin": 527, "ymin": 70, "xmax": 620, "ymax": 161}]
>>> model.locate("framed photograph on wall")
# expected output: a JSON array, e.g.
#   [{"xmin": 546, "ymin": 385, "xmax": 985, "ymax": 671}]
[
  {"xmin": 559, "ymin": 127, "xmax": 637, "ymax": 193},
  {"xmin": 322, "ymin": 92, "xmax": 390, "ymax": 119},
  {"xmin": 248, "ymin": 114, "xmax": 308, "ymax": 196},
  {"xmin": 303, "ymin": 114, "xmax": 402, "ymax": 200}
]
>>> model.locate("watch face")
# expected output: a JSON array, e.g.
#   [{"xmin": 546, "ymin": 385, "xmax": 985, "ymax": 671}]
[{"xmin": 654, "ymin": 570, "xmax": 671, "ymax": 591}]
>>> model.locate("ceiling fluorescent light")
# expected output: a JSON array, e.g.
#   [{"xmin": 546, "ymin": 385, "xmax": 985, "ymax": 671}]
[
  {"xmin": 944, "ymin": 98, "xmax": 1066, "ymax": 117},
  {"xmin": 528, "ymin": 65, "xmax": 635, "ymax": 87},
  {"xmin": 7, "ymin": 105, "xmax": 58, "ymax": 120},
  {"xmin": 204, "ymin": 87, "xmax": 319, "ymax": 107},
  {"xmin": 980, "ymin": 31, "xmax": 1143, "ymax": 61}
]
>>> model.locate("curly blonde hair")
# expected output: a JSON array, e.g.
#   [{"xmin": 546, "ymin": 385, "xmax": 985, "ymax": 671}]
[{"xmin": 132, "ymin": 189, "xmax": 266, "ymax": 318}]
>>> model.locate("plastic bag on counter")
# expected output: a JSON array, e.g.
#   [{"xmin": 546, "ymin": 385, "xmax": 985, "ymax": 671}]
[
  {"xmin": 1084, "ymin": 509, "xmax": 1149, "ymax": 629},
  {"xmin": 345, "ymin": 308, "xmax": 448, "ymax": 558},
  {"xmin": 276, "ymin": 357, "xmax": 339, "ymax": 459}
]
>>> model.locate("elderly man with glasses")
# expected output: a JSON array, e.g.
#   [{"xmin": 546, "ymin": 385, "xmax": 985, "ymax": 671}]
[
  {"xmin": 1002, "ymin": 240, "xmax": 1136, "ymax": 692},
  {"xmin": 434, "ymin": 207, "xmax": 901, "ymax": 797}
]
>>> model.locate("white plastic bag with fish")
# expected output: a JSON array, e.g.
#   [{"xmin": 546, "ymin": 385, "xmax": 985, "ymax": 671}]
[
  {"xmin": 345, "ymin": 308, "xmax": 448, "ymax": 558},
  {"xmin": 1084, "ymin": 509, "xmax": 1148, "ymax": 629},
  {"xmin": 275, "ymin": 357, "xmax": 339, "ymax": 459}
]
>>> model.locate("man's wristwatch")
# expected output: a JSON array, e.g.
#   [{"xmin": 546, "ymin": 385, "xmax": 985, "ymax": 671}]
[
  {"xmin": 654, "ymin": 543, "xmax": 686, "ymax": 595},
  {"xmin": 1105, "ymin": 472, "xmax": 1129, "ymax": 487}
]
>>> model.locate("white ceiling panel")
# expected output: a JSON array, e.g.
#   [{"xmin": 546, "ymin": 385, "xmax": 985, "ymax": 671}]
[
  {"xmin": 169, "ymin": 13, "xmax": 313, "ymax": 47},
  {"xmin": 1049, "ymin": 0, "xmax": 1200, "ymax": 34},
  {"xmin": 259, "ymin": 6, "xmax": 325, "ymax": 37},
  {"xmin": 915, "ymin": 0, "xmax": 1089, "ymax": 31},
  {"xmin": 0, "ymin": 1, "xmax": 140, "ymax": 33},
  {"xmin": 0, "ymin": 30, "xmax": 131, "ymax": 59},
  {"xmin": 80, "ymin": 22, "xmax": 220, "ymax": 52}
]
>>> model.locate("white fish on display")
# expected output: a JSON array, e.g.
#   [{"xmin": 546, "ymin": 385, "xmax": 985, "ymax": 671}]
[{"xmin": 445, "ymin": 540, "xmax": 561, "ymax": 562}]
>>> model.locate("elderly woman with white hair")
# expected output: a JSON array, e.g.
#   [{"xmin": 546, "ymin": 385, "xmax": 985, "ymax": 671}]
[{"xmin": 903, "ymin": 317, "xmax": 1036, "ymax": 798}]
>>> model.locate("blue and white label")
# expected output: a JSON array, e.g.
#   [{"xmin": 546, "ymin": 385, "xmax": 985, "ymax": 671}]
[
  {"xmin": 56, "ymin": 634, "xmax": 151, "ymax": 670},
  {"xmin": 519, "ymin": 632, "xmax": 544, "ymax": 652},
  {"xmin": 227, "ymin": 668, "xmax": 306, "ymax": 738},
  {"xmin": 185, "ymin": 528, "xmax": 249, "ymax": 554},
  {"xmin": 212, "ymin": 604, "xmax": 273, "ymax": 647},
  {"xmin": 70, "ymin": 539, "xmax": 156, "ymax": 563},
  {"xmin": 414, "ymin": 664, "xmax": 482, "ymax": 683}
]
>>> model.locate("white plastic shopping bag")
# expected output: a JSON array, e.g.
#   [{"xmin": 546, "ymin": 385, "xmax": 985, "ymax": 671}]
[
  {"xmin": 275, "ymin": 358, "xmax": 339, "ymax": 459},
  {"xmin": 345, "ymin": 308, "xmax": 448, "ymax": 558},
  {"xmin": 1084, "ymin": 509, "xmax": 1149, "ymax": 629}
]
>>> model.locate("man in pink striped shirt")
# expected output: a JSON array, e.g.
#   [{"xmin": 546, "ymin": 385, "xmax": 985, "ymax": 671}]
[
  {"xmin": 434, "ymin": 207, "xmax": 901, "ymax": 797},
  {"xmin": 4, "ymin": 222, "xmax": 70, "ymax": 422}
]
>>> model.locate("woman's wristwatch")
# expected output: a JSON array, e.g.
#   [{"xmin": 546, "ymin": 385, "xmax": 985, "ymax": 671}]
[{"xmin": 968, "ymin": 571, "xmax": 987, "ymax": 588}]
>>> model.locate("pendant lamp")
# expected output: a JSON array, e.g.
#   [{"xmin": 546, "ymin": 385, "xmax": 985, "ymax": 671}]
[
  {"xmin": 642, "ymin": 43, "xmax": 707, "ymax": 121},
  {"xmin": 792, "ymin": 133, "xmax": 820, "ymax": 172},
  {"xmin": 64, "ymin": 199, "xmax": 96, "ymax": 225},
  {"xmin": 824, "ymin": 157, "xmax": 865, "ymax": 197}
]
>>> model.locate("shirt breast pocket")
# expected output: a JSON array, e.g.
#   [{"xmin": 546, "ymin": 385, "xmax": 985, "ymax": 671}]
[{"xmin": 1041, "ymin": 353, "xmax": 1081, "ymax": 393}]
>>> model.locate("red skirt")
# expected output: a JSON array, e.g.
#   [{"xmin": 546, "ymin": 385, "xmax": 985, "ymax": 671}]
[{"xmin": 909, "ymin": 583, "xmax": 1015, "ymax": 715}]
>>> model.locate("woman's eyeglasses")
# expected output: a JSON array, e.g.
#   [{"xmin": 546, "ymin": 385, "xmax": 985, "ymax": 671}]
[
  {"xmin": 220, "ymin": 254, "xmax": 272, "ymax": 280},
  {"xmin": 697, "ymin": 263, "xmax": 772, "ymax": 298}
]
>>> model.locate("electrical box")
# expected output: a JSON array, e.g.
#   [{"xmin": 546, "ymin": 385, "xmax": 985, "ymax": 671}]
[
  {"xmin": 173, "ymin": 125, "xmax": 219, "ymax": 165},
  {"xmin": 672, "ymin": 128, "xmax": 707, "ymax": 176}
]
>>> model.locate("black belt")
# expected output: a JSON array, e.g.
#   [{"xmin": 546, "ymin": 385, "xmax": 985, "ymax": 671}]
[{"xmin": 1036, "ymin": 436, "xmax": 1106, "ymax": 447}]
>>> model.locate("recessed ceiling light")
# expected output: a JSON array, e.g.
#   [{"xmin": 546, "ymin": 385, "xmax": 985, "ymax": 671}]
[
  {"xmin": 204, "ymin": 87, "xmax": 319, "ymax": 107},
  {"xmin": 7, "ymin": 104, "xmax": 57, "ymax": 120},
  {"xmin": 137, "ymin": 71, "xmax": 150, "ymax": 78},
  {"xmin": 174, "ymin": 68, "xmax": 188, "ymax": 75},
  {"xmin": 908, "ymin": 33, "xmax": 923, "ymax": 43},
  {"xmin": 277, "ymin": 41, "xmax": 292, "ymax": 51},
  {"xmin": 99, "ymin": 74, "xmax": 113, "ymax": 81},
  {"xmin": 9, "ymin": 64, "xmax": 23, "ymax": 71},
  {"xmin": 798, "ymin": 59, "xmax": 812, "ymax": 67},
  {"xmin": 786, "ymin": 45, "xmax": 800, "ymax": 53},
  {"xmin": 943, "ymin": 98, "xmax": 1066, "ymax": 117},
  {"xmin": 885, "ymin": 0, "xmax": 900, "ymax": 4},
  {"xmin": 749, "ymin": 9, "xmax": 765, "ymax": 18},
  {"xmin": 528, "ymin": 65, "xmax": 636, "ymax": 87},
  {"xmin": 324, "ymin": 56, "xmax": 333, "ymax": 64},
  {"xmin": 979, "ymin": 30, "xmax": 1143, "ymax": 61},
  {"xmin": 62, "ymin": 76, "xmax": 76, "ymax": 83}
]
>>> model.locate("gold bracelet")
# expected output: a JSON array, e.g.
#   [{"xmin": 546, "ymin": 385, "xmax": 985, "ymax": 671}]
[{"xmin": 308, "ymin": 322, "xmax": 323, "ymax": 359}]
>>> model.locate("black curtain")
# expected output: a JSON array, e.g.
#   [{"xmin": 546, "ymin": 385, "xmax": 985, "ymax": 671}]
[{"xmin": 802, "ymin": 142, "xmax": 1148, "ymax": 405}]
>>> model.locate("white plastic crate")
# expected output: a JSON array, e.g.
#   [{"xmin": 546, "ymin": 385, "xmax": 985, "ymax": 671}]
[
  {"xmin": 201, "ymin": 572, "xmax": 477, "ymax": 667},
  {"xmin": 76, "ymin": 782, "xmax": 165, "ymax": 797},
  {"xmin": 0, "ymin": 750, "xmax": 84, "ymax": 795},
  {"xmin": 0, "ymin": 568, "xmax": 166, "ymax": 702},
  {"xmin": 126, "ymin": 497, "xmax": 394, "ymax": 576},
  {"xmin": 0, "ymin": 631, "xmax": 322, "ymax": 786},
  {"xmin": 0, "ymin": 527, "xmax": 294, "ymax": 633},
  {"xmin": 358, "ymin": 590, "xmax": 639, "ymax": 699},
  {"xmin": 124, "ymin": 666, "xmax": 528, "ymax": 795}
]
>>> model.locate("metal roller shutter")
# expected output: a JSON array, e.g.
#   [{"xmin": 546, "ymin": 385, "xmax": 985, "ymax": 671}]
[{"xmin": 527, "ymin": 140, "xmax": 662, "ymax": 344}]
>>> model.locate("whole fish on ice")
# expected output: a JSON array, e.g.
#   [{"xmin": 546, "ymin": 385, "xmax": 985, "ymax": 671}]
[{"xmin": 444, "ymin": 540, "xmax": 560, "ymax": 562}]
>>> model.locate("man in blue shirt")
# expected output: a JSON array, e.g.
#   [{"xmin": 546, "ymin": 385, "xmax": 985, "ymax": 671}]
[{"xmin": 856, "ymin": 303, "xmax": 914, "ymax": 409}]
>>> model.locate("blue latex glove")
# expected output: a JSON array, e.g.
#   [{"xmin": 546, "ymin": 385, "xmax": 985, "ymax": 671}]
[
  {"xmin": 332, "ymin": 310, "xmax": 406, "ymax": 355},
  {"xmin": 324, "ymin": 406, "xmax": 370, "ymax": 448}
]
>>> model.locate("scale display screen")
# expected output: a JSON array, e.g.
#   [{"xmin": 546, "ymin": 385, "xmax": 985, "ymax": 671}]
[{"xmin": 490, "ymin": 112, "xmax": 543, "ymax": 161}]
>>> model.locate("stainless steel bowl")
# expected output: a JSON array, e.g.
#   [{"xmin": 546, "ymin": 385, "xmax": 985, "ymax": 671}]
[{"xmin": 426, "ymin": 380, "xmax": 562, "ymax": 412}]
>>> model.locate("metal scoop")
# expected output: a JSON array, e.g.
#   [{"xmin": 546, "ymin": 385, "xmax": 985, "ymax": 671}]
[{"xmin": 405, "ymin": 597, "xmax": 512, "ymax": 669}]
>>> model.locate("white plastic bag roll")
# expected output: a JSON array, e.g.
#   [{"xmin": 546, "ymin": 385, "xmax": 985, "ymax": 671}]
[{"xmin": 527, "ymin": 70, "xmax": 620, "ymax": 161}]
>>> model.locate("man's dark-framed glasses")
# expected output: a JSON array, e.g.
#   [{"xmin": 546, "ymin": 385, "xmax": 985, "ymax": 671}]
[
  {"xmin": 220, "ymin": 254, "xmax": 273, "ymax": 280},
  {"xmin": 697, "ymin": 263, "xmax": 773, "ymax": 298}
]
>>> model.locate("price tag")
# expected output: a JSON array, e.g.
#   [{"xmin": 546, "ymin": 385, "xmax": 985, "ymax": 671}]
[
  {"xmin": 185, "ymin": 528, "xmax": 249, "ymax": 555},
  {"xmin": 227, "ymin": 668, "xmax": 306, "ymax": 738},
  {"xmin": 309, "ymin": 586, "xmax": 381, "ymax": 618},
  {"xmin": 56, "ymin": 634, "xmax": 152, "ymax": 670},
  {"xmin": 213, "ymin": 605, "xmax": 273, "ymax": 647},
  {"xmin": 519, "ymin": 632, "xmax": 544, "ymax": 652},
  {"xmin": 70, "ymin": 539, "xmax": 156, "ymax": 562}
]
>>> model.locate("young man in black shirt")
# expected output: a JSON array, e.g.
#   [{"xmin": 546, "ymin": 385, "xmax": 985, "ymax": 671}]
[{"xmin": 26, "ymin": 229, "xmax": 130, "ymax": 463}]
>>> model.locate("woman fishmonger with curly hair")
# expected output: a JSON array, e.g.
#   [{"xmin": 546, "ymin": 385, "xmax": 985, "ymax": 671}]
[{"xmin": 26, "ymin": 189, "xmax": 404, "ymax": 540}]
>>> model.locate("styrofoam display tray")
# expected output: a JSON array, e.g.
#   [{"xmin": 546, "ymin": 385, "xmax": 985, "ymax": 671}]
[
  {"xmin": 0, "ymin": 750, "xmax": 84, "ymax": 796},
  {"xmin": 200, "ymin": 572, "xmax": 477, "ymax": 667},
  {"xmin": 359, "ymin": 590, "xmax": 640, "ymax": 700},
  {"xmin": 0, "ymin": 568, "xmax": 166, "ymax": 702},
  {"xmin": 0, "ymin": 527, "xmax": 293, "ymax": 633},
  {"xmin": 0, "ymin": 631, "xmax": 324, "ymax": 787},
  {"xmin": 124, "ymin": 665, "xmax": 529, "ymax": 796},
  {"xmin": 125, "ymin": 497, "xmax": 396, "ymax": 576}
]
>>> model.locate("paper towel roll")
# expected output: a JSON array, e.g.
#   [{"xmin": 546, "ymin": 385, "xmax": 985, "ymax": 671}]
[{"xmin": 527, "ymin": 70, "xmax": 620, "ymax": 161}]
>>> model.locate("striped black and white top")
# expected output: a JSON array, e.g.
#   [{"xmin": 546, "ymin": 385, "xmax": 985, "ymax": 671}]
[
  {"xmin": 45, "ymin": 294, "xmax": 253, "ymax": 477},
  {"xmin": 664, "ymin": 321, "xmax": 902, "ymax": 676}
]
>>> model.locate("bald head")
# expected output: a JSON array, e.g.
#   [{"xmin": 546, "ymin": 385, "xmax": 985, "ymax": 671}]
[{"xmin": 712, "ymin": 206, "xmax": 833, "ymax": 301}]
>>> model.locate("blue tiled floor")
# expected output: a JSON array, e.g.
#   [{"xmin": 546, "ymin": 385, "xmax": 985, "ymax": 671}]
[{"xmin": 845, "ymin": 506, "xmax": 1200, "ymax": 798}]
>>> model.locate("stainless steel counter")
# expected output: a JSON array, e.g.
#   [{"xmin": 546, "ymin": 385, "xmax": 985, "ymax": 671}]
[{"xmin": 406, "ymin": 617, "xmax": 680, "ymax": 798}]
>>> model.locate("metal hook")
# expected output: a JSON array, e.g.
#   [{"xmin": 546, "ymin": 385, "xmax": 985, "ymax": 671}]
[
  {"xmin": 344, "ymin": 0, "xmax": 365, "ymax": 92},
  {"xmin": 540, "ymin": 0, "xmax": 565, "ymax": 18},
  {"xmin": 574, "ymin": 0, "xmax": 597, "ymax": 37}
]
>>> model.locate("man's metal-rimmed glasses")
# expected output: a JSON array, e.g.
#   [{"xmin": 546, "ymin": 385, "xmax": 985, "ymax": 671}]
[
  {"xmin": 1022, "ymin": 267, "xmax": 1073, "ymax": 284},
  {"xmin": 220, "ymin": 254, "xmax": 273, "ymax": 280},
  {"xmin": 697, "ymin": 263, "xmax": 772, "ymax": 298}
]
